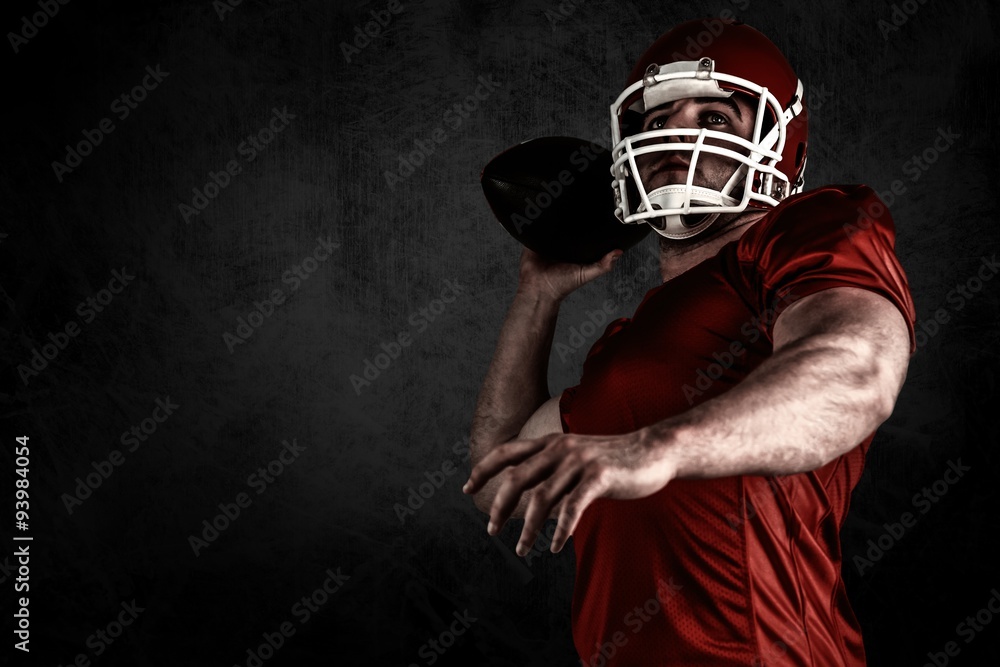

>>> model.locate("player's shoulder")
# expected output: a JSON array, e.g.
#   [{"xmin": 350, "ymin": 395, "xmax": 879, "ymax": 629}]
[{"xmin": 736, "ymin": 184, "xmax": 892, "ymax": 263}]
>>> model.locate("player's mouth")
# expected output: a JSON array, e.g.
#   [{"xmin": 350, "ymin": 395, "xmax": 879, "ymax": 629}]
[
  {"xmin": 642, "ymin": 154, "xmax": 690, "ymax": 178},
  {"xmin": 640, "ymin": 155, "xmax": 694, "ymax": 191}
]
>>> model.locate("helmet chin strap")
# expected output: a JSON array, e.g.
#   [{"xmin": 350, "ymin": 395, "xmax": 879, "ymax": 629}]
[{"xmin": 637, "ymin": 185, "xmax": 737, "ymax": 240}]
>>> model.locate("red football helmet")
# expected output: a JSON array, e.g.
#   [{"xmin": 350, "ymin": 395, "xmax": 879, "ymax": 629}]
[{"xmin": 610, "ymin": 18, "xmax": 808, "ymax": 239}]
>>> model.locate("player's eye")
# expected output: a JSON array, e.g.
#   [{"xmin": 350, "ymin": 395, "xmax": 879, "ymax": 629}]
[
  {"xmin": 644, "ymin": 112, "xmax": 670, "ymax": 131},
  {"xmin": 703, "ymin": 111, "xmax": 729, "ymax": 126}
]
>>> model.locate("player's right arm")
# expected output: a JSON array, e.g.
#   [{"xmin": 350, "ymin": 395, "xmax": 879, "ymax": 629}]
[{"xmin": 468, "ymin": 246, "xmax": 622, "ymax": 518}]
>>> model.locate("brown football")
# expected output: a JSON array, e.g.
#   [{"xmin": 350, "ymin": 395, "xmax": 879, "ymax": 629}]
[{"xmin": 480, "ymin": 136, "xmax": 650, "ymax": 264}]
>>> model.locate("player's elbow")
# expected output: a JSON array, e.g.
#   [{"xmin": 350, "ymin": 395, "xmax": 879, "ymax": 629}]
[
  {"xmin": 871, "ymin": 368, "xmax": 906, "ymax": 433},
  {"xmin": 858, "ymin": 331, "xmax": 910, "ymax": 428},
  {"xmin": 837, "ymin": 333, "xmax": 908, "ymax": 442}
]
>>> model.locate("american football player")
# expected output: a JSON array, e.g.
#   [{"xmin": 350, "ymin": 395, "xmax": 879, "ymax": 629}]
[{"xmin": 465, "ymin": 18, "xmax": 916, "ymax": 665}]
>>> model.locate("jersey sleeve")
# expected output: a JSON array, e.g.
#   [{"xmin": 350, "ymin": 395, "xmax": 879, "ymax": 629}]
[{"xmin": 737, "ymin": 185, "xmax": 917, "ymax": 353}]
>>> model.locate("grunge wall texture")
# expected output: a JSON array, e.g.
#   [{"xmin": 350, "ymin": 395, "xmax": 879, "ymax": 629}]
[{"xmin": 2, "ymin": 0, "xmax": 998, "ymax": 665}]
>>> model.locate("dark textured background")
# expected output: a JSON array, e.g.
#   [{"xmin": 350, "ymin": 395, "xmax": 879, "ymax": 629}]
[{"xmin": 2, "ymin": 0, "xmax": 998, "ymax": 665}]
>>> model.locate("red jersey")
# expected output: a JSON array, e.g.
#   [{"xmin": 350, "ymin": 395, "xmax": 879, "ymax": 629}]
[{"xmin": 559, "ymin": 185, "xmax": 917, "ymax": 666}]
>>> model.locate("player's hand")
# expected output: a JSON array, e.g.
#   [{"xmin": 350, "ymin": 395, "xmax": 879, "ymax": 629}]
[
  {"xmin": 461, "ymin": 429, "xmax": 677, "ymax": 556},
  {"xmin": 517, "ymin": 246, "xmax": 623, "ymax": 303}
]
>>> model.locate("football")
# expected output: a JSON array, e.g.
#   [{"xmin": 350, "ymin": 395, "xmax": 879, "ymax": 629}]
[{"xmin": 480, "ymin": 136, "xmax": 650, "ymax": 264}]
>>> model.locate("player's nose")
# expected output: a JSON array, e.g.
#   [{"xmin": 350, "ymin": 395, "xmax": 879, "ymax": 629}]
[{"xmin": 660, "ymin": 107, "xmax": 698, "ymax": 140}]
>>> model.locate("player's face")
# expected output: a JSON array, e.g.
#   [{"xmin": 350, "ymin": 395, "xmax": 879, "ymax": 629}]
[{"xmin": 632, "ymin": 95, "xmax": 758, "ymax": 194}]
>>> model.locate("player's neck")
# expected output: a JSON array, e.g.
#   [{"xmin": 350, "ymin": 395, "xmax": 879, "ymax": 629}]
[{"xmin": 658, "ymin": 209, "xmax": 768, "ymax": 283}]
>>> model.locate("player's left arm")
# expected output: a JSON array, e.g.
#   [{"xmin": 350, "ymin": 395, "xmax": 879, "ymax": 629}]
[
  {"xmin": 642, "ymin": 285, "xmax": 912, "ymax": 479},
  {"xmin": 462, "ymin": 284, "xmax": 913, "ymax": 556}
]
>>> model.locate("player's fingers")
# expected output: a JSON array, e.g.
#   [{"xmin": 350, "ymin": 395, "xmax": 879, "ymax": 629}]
[
  {"xmin": 549, "ymin": 467, "xmax": 613, "ymax": 554},
  {"xmin": 513, "ymin": 499, "xmax": 568, "ymax": 559},
  {"xmin": 515, "ymin": 462, "xmax": 585, "ymax": 556},
  {"xmin": 577, "ymin": 248, "xmax": 623, "ymax": 285},
  {"xmin": 487, "ymin": 442, "xmax": 564, "ymax": 535},
  {"xmin": 463, "ymin": 437, "xmax": 548, "ymax": 495}
]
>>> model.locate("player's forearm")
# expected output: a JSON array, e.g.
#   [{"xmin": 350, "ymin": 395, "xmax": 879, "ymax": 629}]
[
  {"xmin": 468, "ymin": 289, "xmax": 561, "ymax": 516},
  {"xmin": 643, "ymin": 333, "xmax": 896, "ymax": 478},
  {"xmin": 469, "ymin": 287, "xmax": 560, "ymax": 454}
]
